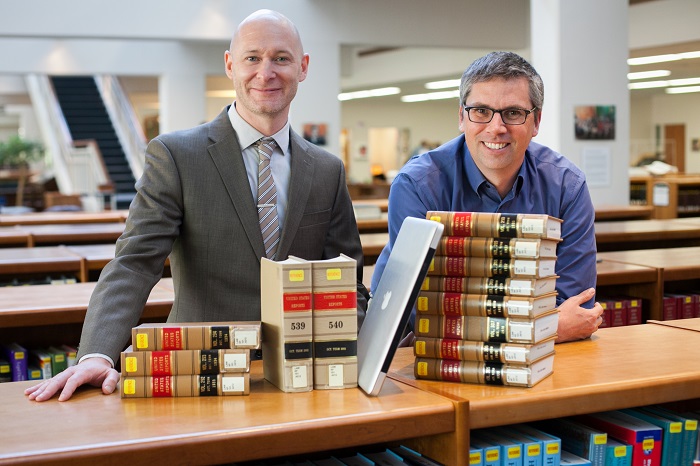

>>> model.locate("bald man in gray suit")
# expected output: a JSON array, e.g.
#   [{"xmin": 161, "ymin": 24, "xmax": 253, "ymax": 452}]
[{"xmin": 27, "ymin": 9, "xmax": 368, "ymax": 401}]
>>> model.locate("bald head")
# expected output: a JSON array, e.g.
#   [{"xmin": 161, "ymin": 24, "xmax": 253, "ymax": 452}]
[{"xmin": 231, "ymin": 9, "xmax": 304, "ymax": 57}]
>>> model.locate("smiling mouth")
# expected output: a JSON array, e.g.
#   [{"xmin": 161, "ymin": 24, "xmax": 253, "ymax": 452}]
[{"xmin": 483, "ymin": 142, "xmax": 508, "ymax": 150}]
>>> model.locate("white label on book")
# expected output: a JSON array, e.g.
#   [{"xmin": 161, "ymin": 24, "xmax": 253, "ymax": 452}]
[
  {"xmin": 292, "ymin": 365, "xmax": 308, "ymax": 388},
  {"xmin": 234, "ymin": 329, "xmax": 259, "ymax": 348},
  {"xmin": 328, "ymin": 364, "xmax": 344, "ymax": 387},
  {"xmin": 514, "ymin": 240, "xmax": 537, "ymax": 257},
  {"xmin": 223, "ymin": 353, "xmax": 247, "ymax": 369},
  {"xmin": 502, "ymin": 346, "xmax": 527, "ymax": 363},
  {"xmin": 504, "ymin": 299, "xmax": 531, "ymax": 316},
  {"xmin": 505, "ymin": 367, "xmax": 529, "ymax": 385},
  {"xmin": 520, "ymin": 218, "xmax": 544, "ymax": 235},
  {"xmin": 508, "ymin": 279, "xmax": 534, "ymax": 295},
  {"xmin": 513, "ymin": 260, "xmax": 537, "ymax": 276},
  {"xmin": 222, "ymin": 375, "xmax": 245, "ymax": 393},
  {"xmin": 508, "ymin": 321, "xmax": 534, "ymax": 341}
]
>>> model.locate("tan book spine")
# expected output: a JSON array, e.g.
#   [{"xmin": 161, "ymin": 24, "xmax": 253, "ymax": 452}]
[
  {"xmin": 414, "ymin": 313, "xmax": 558, "ymax": 344},
  {"xmin": 427, "ymin": 256, "xmax": 556, "ymax": 278},
  {"xmin": 436, "ymin": 236, "xmax": 558, "ymax": 259},
  {"xmin": 131, "ymin": 322, "xmax": 261, "ymax": 352},
  {"xmin": 416, "ymin": 291, "xmax": 558, "ymax": 318},
  {"xmin": 421, "ymin": 275, "xmax": 558, "ymax": 297},
  {"xmin": 426, "ymin": 211, "xmax": 562, "ymax": 240},
  {"xmin": 413, "ymin": 336, "xmax": 555, "ymax": 364},
  {"xmin": 120, "ymin": 348, "xmax": 250, "ymax": 376},
  {"xmin": 414, "ymin": 357, "xmax": 549, "ymax": 387},
  {"xmin": 120, "ymin": 373, "xmax": 250, "ymax": 397}
]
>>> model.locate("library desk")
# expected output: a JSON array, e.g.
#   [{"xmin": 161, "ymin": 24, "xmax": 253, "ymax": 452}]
[
  {"xmin": 360, "ymin": 232, "xmax": 389, "ymax": 265},
  {"xmin": 389, "ymin": 324, "xmax": 700, "ymax": 448},
  {"xmin": 356, "ymin": 213, "xmax": 388, "ymax": 233},
  {"xmin": 0, "ymin": 363, "xmax": 458, "ymax": 466},
  {"xmin": 594, "ymin": 218, "xmax": 700, "ymax": 251},
  {"xmin": 0, "ymin": 245, "xmax": 82, "ymax": 280},
  {"xmin": 64, "ymin": 244, "xmax": 171, "ymax": 282},
  {"xmin": 0, "ymin": 210, "xmax": 128, "ymax": 226},
  {"xmin": 648, "ymin": 317, "xmax": 700, "ymax": 332},
  {"xmin": 16, "ymin": 222, "xmax": 126, "ymax": 247},
  {"xmin": 594, "ymin": 204, "xmax": 653, "ymax": 221},
  {"xmin": 0, "ymin": 226, "xmax": 30, "ymax": 247},
  {"xmin": 352, "ymin": 198, "xmax": 388, "ymax": 213},
  {"xmin": 0, "ymin": 279, "xmax": 174, "ymax": 348}
]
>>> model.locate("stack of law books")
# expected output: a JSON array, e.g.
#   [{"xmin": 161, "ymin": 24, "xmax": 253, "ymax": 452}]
[
  {"xmin": 412, "ymin": 211, "xmax": 562, "ymax": 387},
  {"xmin": 119, "ymin": 321, "xmax": 261, "ymax": 398}
]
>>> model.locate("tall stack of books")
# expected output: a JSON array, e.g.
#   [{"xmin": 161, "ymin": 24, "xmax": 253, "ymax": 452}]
[
  {"xmin": 120, "ymin": 321, "xmax": 261, "ymax": 398},
  {"xmin": 412, "ymin": 211, "xmax": 562, "ymax": 387}
]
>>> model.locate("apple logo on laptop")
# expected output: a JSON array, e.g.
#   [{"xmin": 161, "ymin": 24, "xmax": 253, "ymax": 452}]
[{"xmin": 381, "ymin": 291, "xmax": 392, "ymax": 310}]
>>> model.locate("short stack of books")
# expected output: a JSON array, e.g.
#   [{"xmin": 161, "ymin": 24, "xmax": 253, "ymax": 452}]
[
  {"xmin": 412, "ymin": 211, "xmax": 562, "ymax": 387},
  {"xmin": 261, "ymin": 254, "xmax": 358, "ymax": 393},
  {"xmin": 119, "ymin": 321, "xmax": 261, "ymax": 398}
]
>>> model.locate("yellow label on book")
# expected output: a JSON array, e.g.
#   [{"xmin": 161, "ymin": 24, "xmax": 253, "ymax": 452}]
[
  {"xmin": 686, "ymin": 420, "xmax": 698, "ymax": 430},
  {"xmin": 469, "ymin": 451, "xmax": 482, "ymax": 464},
  {"xmin": 526, "ymin": 444, "xmax": 540, "ymax": 457},
  {"xmin": 326, "ymin": 268, "xmax": 342, "ymax": 281},
  {"xmin": 594, "ymin": 434, "xmax": 607, "ymax": 445},
  {"xmin": 415, "ymin": 361, "xmax": 428, "ymax": 377},
  {"xmin": 631, "ymin": 299, "xmax": 639, "ymax": 306},
  {"xmin": 55, "ymin": 354, "xmax": 65, "ymax": 363},
  {"xmin": 288, "ymin": 269, "xmax": 305, "ymax": 282},
  {"xmin": 414, "ymin": 340, "xmax": 426, "ymax": 355},
  {"xmin": 417, "ymin": 318, "xmax": 430, "ymax": 334},
  {"xmin": 546, "ymin": 443, "xmax": 559, "ymax": 454},
  {"xmin": 16, "ymin": 352, "xmax": 25, "ymax": 360},
  {"xmin": 670, "ymin": 421, "xmax": 683, "ymax": 433},
  {"xmin": 506, "ymin": 446, "xmax": 521, "ymax": 459},
  {"xmin": 642, "ymin": 438, "xmax": 654, "ymax": 450},
  {"xmin": 135, "ymin": 333, "xmax": 149, "ymax": 349},
  {"xmin": 125, "ymin": 356, "xmax": 137, "ymax": 373},
  {"xmin": 421, "ymin": 277, "xmax": 430, "ymax": 290},
  {"xmin": 615, "ymin": 302, "xmax": 622, "ymax": 309},
  {"xmin": 485, "ymin": 449, "xmax": 499, "ymax": 462},
  {"xmin": 123, "ymin": 378, "xmax": 136, "ymax": 395},
  {"xmin": 416, "ymin": 297, "xmax": 427, "ymax": 311},
  {"xmin": 614, "ymin": 446, "xmax": 626, "ymax": 457},
  {"xmin": 429, "ymin": 215, "xmax": 442, "ymax": 222},
  {"xmin": 686, "ymin": 297, "xmax": 692, "ymax": 303},
  {"xmin": 0, "ymin": 366, "xmax": 8, "ymax": 374}
]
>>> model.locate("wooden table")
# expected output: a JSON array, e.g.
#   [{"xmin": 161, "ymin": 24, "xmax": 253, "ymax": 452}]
[
  {"xmin": 389, "ymin": 323, "xmax": 700, "ymax": 433},
  {"xmin": 648, "ymin": 317, "xmax": 700, "ymax": 332},
  {"xmin": 64, "ymin": 244, "xmax": 170, "ymax": 282},
  {"xmin": 353, "ymin": 198, "xmax": 388, "ymax": 213},
  {"xmin": 594, "ymin": 204, "xmax": 653, "ymax": 221},
  {"xmin": 356, "ymin": 213, "xmax": 388, "ymax": 233},
  {"xmin": 360, "ymin": 232, "xmax": 388, "ymax": 265},
  {"xmin": 0, "ymin": 361, "xmax": 458, "ymax": 466},
  {"xmin": 0, "ymin": 210, "xmax": 128, "ymax": 226},
  {"xmin": 0, "ymin": 245, "xmax": 82, "ymax": 281},
  {"xmin": 16, "ymin": 222, "xmax": 126, "ymax": 246},
  {"xmin": 594, "ymin": 218, "xmax": 700, "ymax": 251},
  {"xmin": 0, "ymin": 226, "xmax": 30, "ymax": 247}
]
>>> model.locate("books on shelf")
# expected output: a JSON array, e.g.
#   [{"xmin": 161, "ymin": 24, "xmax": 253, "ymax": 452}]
[
  {"xmin": 428, "ymin": 255, "xmax": 557, "ymax": 279},
  {"xmin": 426, "ymin": 211, "xmax": 562, "ymax": 240},
  {"xmin": 436, "ymin": 236, "xmax": 558, "ymax": 259},
  {"xmin": 0, "ymin": 358, "xmax": 10, "ymax": 383},
  {"xmin": 415, "ymin": 312, "xmax": 559, "ymax": 344},
  {"xmin": 604, "ymin": 438, "xmax": 633, "ymax": 466},
  {"xmin": 120, "ymin": 373, "xmax": 250, "ymax": 397},
  {"xmin": 534, "ymin": 418, "xmax": 607, "ymax": 466},
  {"xmin": 413, "ymin": 336, "xmax": 556, "ymax": 365},
  {"xmin": 414, "ymin": 352, "xmax": 554, "ymax": 387},
  {"xmin": 120, "ymin": 346, "xmax": 250, "ymax": 376},
  {"xmin": 421, "ymin": 275, "xmax": 558, "ymax": 297},
  {"xmin": 1, "ymin": 342, "xmax": 27, "ymax": 382},
  {"xmin": 509, "ymin": 423, "xmax": 563, "ymax": 466},
  {"xmin": 416, "ymin": 290, "xmax": 558, "ymax": 318},
  {"xmin": 622, "ymin": 407, "xmax": 682, "ymax": 466},
  {"xmin": 261, "ymin": 256, "xmax": 314, "ymax": 393},
  {"xmin": 131, "ymin": 321, "xmax": 261, "ymax": 352},
  {"xmin": 309, "ymin": 254, "xmax": 358, "ymax": 390}
]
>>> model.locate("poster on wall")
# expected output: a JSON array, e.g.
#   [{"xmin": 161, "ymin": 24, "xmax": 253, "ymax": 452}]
[
  {"xmin": 303, "ymin": 123, "xmax": 327, "ymax": 146},
  {"xmin": 574, "ymin": 105, "xmax": 615, "ymax": 140}
]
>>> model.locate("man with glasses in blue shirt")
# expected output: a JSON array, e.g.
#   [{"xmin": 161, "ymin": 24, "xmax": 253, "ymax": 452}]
[{"xmin": 371, "ymin": 51, "xmax": 604, "ymax": 343}]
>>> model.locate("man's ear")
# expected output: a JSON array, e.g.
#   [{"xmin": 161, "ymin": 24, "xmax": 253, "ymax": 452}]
[{"xmin": 224, "ymin": 50, "xmax": 234, "ymax": 79}]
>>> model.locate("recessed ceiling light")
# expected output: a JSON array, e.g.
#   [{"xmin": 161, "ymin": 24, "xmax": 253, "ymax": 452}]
[
  {"xmin": 628, "ymin": 50, "xmax": 700, "ymax": 65},
  {"xmin": 666, "ymin": 85, "xmax": 700, "ymax": 94},
  {"xmin": 401, "ymin": 89, "xmax": 460, "ymax": 102},
  {"xmin": 424, "ymin": 79, "xmax": 461, "ymax": 90},
  {"xmin": 627, "ymin": 70, "xmax": 670, "ymax": 80},
  {"xmin": 338, "ymin": 87, "xmax": 400, "ymax": 101}
]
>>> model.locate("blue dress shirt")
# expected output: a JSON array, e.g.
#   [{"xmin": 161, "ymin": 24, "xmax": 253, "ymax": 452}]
[{"xmin": 371, "ymin": 135, "xmax": 597, "ymax": 309}]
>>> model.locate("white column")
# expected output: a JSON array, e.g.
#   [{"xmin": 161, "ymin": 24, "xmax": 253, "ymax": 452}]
[
  {"xmin": 158, "ymin": 72, "xmax": 206, "ymax": 134},
  {"xmin": 530, "ymin": 0, "xmax": 630, "ymax": 206}
]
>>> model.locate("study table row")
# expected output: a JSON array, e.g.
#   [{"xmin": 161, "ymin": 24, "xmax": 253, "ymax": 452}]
[{"xmin": 1, "ymin": 321, "xmax": 699, "ymax": 465}]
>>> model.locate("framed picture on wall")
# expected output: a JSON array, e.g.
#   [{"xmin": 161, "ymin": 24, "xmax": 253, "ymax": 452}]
[
  {"xmin": 303, "ymin": 123, "xmax": 327, "ymax": 146},
  {"xmin": 574, "ymin": 105, "xmax": 615, "ymax": 140}
]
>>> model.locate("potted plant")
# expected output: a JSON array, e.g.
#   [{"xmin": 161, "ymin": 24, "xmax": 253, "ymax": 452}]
[{"xmin": 0, "ymin": 134, "xmax": 44, "ymax": 169}]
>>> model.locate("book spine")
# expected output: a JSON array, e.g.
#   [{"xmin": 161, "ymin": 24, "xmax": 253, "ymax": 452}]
[
  {"xmin": 428, "ymin": 256, "xmax": 553, "ymax": 278},
  {"xmin": 121, "ymin": 349, "xmax": 250, "ymax": 376},
  {"xmin": 415, "ymin": 314, "xmax": 540, "ymax": 343},
  {"xmin": 426, "ymin": 211, "xmax": 557, "ymax": 239},
  {"xmin": 132, "ymin": 324, "xmax": 261, "ymax": 351},
  {"xmin": 422, "ymin": 275, "xmax": 549, "ymax": 297},
  {"xmin": 3, "ymin": 344, "xmax": 28, "ymax": 382},
  {"xmin": 417, "ymin": 291, "xmax": 543, "ymax": 317},
  {"xmin": 414, "ymin": 357, "xmax": 533, "ymax": 387},
  {"xmin": 436, "ymin": 237, "xmax": 553, "ymax": 259},
  {"xmin": 413, "ymin": 337, "xmax": 539, "ymax": 364},
  {"xmin": 120, "ymin": 373, "xmax": 250, "ymax": 397}
]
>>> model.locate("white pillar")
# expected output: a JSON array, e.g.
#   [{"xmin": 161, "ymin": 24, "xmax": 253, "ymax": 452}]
[{"xmin": 158, "ymin": 72, "xmax": 206, "ymax": 134}]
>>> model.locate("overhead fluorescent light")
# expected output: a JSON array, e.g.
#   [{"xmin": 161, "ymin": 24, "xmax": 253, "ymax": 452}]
[
  {"xmin": 401, "ymin": 89, "xmax": 460, "ymax": 102},
  {"xmin": 669, "ymin": 77, "xmax": 700, "ymax": 86},
  {"xmin": 666, "ymin": 85, "xmax": 700, "ymax": 94},
  {"xmin": 628, "ymin": 76, "xmax": 700, "ymax": 90},
  {"xmin": 338, "ymin": 87, "xmax": 400, "ymax": 101},
  {"xmin": 425, "ymin": 79, "xmax": 461, "ymax": 90},
  {"xmin": 627, "ymin": 70, "xmax": 670, "ymax": 80},
  {"xmin": 628, "ymin": 50, "xmax": 700, "ymax": 65}
]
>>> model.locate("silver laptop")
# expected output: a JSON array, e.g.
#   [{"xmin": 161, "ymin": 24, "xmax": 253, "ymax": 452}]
[{"xmin": 357, "ymin": 216, "xmax": 444, "ymax": 396}]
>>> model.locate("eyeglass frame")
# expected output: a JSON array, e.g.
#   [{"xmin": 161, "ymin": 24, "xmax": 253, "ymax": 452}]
[{"xmin": 462, "ymin": 105, "xmax": 538, "ymax": 125}]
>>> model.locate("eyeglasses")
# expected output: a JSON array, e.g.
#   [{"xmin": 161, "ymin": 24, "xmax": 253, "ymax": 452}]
[{"xmin": 463, "ymin": 105, "xmax": 537, "ymax": 125}]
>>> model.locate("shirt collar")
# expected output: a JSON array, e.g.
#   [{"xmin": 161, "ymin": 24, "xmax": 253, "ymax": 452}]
[
  {"xmin": 462, "ymin": 138, "xmax": 525, "ymax": 198},
  {"xmin": 227, "ymin": 102, "xmax": 290, "ymax": 154}
]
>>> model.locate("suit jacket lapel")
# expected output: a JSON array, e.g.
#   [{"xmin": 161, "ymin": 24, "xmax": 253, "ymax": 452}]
[
  {"xmin": 207, "ymin": 107, "xmax": 266, "ymax": 259},
  {"xmin": 277, "ymin": 131, "xmax": 314, "ymax": 259}
]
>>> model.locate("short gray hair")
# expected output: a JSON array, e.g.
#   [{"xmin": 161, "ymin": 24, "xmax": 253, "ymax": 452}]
[{"xmin": 460, "ymin": 52, "xmax": 544, "ymax": 113}]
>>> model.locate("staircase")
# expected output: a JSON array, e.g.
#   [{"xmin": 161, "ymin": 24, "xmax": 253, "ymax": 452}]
[{"xmin": 50, "ymin": 76, "xmax": 137, "ymax": 209}]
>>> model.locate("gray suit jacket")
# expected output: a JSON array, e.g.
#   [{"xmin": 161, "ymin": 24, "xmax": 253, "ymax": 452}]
[{"xmin": 78, "ymin": 107, "xmax": 367, "ymax": 363}]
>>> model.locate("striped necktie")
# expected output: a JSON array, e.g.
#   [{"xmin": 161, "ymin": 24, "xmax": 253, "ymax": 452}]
[{"xmin": 255, "ymin": 137, "xmax": 280, "ymax": 260}]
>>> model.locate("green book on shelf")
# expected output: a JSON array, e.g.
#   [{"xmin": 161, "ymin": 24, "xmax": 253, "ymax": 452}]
[
  {"xmin": 604, "ymin": 438, "xmax": 632, "ymax": 466},
  {"xmin": 47, "ymin": 346, "xmax": 68, "ymax": 376}
]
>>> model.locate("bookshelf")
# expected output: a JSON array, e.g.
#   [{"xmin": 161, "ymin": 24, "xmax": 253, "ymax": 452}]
[{"xmin": 630, "ymin": 174, "xmax": 700, "ymax": 219}]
